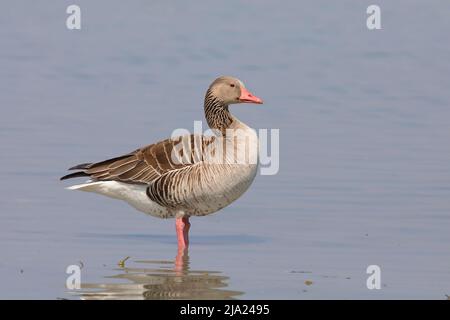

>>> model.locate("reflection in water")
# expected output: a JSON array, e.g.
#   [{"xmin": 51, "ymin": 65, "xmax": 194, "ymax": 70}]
[{"xmin": 77, "ymin": 249, "xmax": 243, "ymax": 300}]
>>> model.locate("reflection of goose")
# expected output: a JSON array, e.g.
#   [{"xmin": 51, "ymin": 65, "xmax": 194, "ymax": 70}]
[
  {"xmin": 61, "ymin": 76, "xmax": 263, "ymax": 251},
  {"xmin": 78, "ymin": 249, "xmax": 243, "ymax": 300}
]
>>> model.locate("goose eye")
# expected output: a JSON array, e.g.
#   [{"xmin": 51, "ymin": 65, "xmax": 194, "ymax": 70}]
[{"xmin": 230, "ymin": 84, "xmax": 235, "ymax": 88}]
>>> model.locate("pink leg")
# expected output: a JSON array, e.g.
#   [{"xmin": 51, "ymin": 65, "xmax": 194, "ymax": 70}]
[{"xmin": 175, "ymin": 216, "xmax": 190, "ymax": 249}]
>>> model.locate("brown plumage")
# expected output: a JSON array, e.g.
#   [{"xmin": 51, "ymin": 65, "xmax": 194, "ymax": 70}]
[{"xmin": 61, "ymin": 135, "xmax": 216, "ymax": 185}]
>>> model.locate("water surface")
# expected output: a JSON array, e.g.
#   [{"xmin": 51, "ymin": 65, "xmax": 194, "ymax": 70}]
[{"xmin": 1, "ymin": 0, "xmax": 450, "ymax": 299}]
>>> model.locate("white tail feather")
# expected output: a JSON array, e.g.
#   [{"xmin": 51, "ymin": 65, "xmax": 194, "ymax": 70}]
[{"xmin": 66, "ymin": 182, "xmax": 100, "ymax": 191}]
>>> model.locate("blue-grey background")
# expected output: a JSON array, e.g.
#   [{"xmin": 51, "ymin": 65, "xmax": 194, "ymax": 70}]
[{"xmin": 1, "ymin": 0, "xmax": 449, "ymax": 299}]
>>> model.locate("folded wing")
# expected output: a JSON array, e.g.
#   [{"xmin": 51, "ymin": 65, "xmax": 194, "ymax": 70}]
[{"xmin": 60, "ymin": 134, "xmax": 216, "ymax": 185}]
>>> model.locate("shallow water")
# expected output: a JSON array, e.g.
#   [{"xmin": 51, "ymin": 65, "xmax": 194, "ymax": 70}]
[{"xmin": 1, "ymin": 1, "xmax": 450, "ymax": 299}]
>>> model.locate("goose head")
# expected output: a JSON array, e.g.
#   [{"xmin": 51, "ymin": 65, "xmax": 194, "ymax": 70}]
[{"xmin": 207, "ymin": 76, "xmax": 263, "ymax": 105}]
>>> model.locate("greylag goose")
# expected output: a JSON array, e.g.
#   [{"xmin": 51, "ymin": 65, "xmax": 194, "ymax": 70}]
[{"xmin": 61, "ymin": 76, "xmax": 263, "ymax": 250}]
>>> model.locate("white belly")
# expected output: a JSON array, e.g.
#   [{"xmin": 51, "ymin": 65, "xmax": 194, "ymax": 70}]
[{"xmin": 67, "ymin": 181, "xmax": 172, "ymax": 218}]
